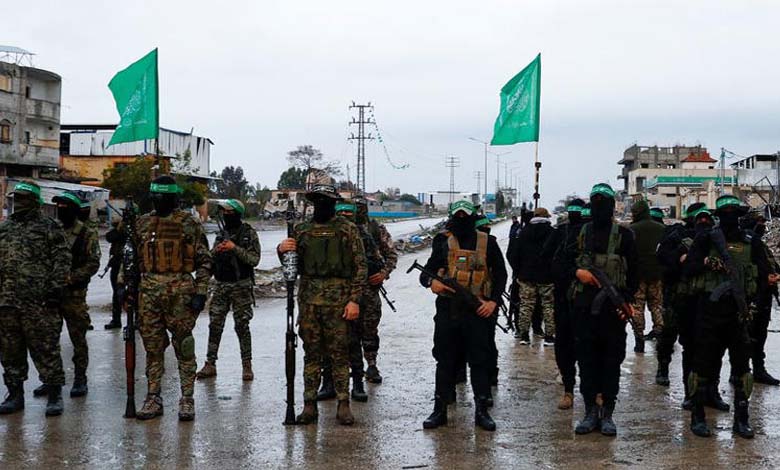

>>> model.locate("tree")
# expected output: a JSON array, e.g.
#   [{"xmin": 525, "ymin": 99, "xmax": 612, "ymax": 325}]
[
  {"xmin": 287, "ymin": 145, "xmax": 341, "ymax": 189},
  {"xmin": 211, "ymin": 166, "xmax": 251, "ymax": 201},
  {"xmin": 254, "ymin": 184, "xmax": 272, "ymax": 206},
  {"xmin": 277, "ymin": 167, "xmax": 307, "ymax": 189},
  {"xmin": 399, "ymin": 193, "xmax": 422, "ymax": 206},
  {"xmin": 102, "ymin": 156, "xmax": 207, "ymax": 212},
  {"xmin": 496, "ymin": 191, "xmax": 506, "ymax": 214}
]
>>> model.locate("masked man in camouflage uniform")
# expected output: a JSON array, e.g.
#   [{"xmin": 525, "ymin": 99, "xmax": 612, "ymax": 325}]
[
  {"xmin": 0, "ymin": 181, "xmax": 71, "ymax": 416},
  {"xmin": 131, "ymin": 176, "xmax": 211, "ymax": 421},
  {"xmin": 278, "ymin": 185, "xmax": 367, "ymax": 426},
  {"xmin": 197, "ymin": 199, "xmax": 261, "ymax": 382},
  {"xmin": 32, "ymin": 192, "xmax": 100, "ymax": 399}
]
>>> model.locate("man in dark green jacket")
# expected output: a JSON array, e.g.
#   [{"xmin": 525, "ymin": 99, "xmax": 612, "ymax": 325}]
[{"xmin": 629, "ymin": 200, "xmax": 666, "ymax": 353}]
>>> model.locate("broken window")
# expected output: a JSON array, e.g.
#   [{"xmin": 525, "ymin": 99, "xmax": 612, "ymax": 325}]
[
  {"xmin": 640, "ymin": 163, "xmax": 649, "ymax": 169},
  {"xmin": 24, "ymin": 131, "xmax": 30, "ymax": 144},
  {"xmin": 0, "ymin": 121, "xmax": 11, "ymax": 143},
  {"xmin": 0, "ymin": 75, "xmax": 10, "ymax": 92}
]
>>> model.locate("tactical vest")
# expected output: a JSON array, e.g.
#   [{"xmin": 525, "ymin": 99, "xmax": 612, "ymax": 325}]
[
  {"xmin": 575, "ymin": 223, "xmax": 627, "ymax": 292},
  {"xmin": 299, "ymin": 219, "xmax": 354, "ymax": 278},
  {"xmin": 141, "ymin": 213, "xmax": 196, "ymax": 274},
  {"xmin": 214, "ymin": 223, "xmax": 255, "ymax": 282},
  {"xmin": 445, "ymin": 231, "xmax": 492, "ymax": 298},
  {"xmin": 690, "ymin": 237, "xmax": 758, "ymax": 298}
]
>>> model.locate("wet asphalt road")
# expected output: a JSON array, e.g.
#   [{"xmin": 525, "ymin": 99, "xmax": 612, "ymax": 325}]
[{"xmin": 2, "ymin": 220, "xmax": 780, "ymax": 469}]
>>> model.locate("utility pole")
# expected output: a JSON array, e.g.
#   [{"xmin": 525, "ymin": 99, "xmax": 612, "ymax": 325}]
[
  {"xmin": 348, "ymin": 102, "xmax": 374, "ymax": 194},
  {"xmin": 469, "ymin": 137, "xmax": 489, "ymax": 201},
  {"xmin": 474, "ymin": 171, "xmax": 482, "ymax": 196},
  {"xmin": 445, "ymin": 156, "xmax": 460, "ymax": 206}
]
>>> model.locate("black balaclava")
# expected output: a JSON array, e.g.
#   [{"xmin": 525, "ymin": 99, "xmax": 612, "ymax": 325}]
[
  {"xmin": 695, "ymin": 215, "xmax": 714, "ymax": 234},
  {"xmin": 718, "ymin": 208, "xmax": 741, "ymax": 237},
  {"xmin": 450, "ymin": 213, "xmax": 476, "ymax": 239},
  {"xmin": 223, "ymin": 209, "xmax": 242, "ymax": 230},
  {"xmin": 568, "ymin": 198, "xmax": 585, "ymax": 225},
  {"xmin": 13, "ymin": 192, "xmax": 39, "ymax": 216},
  {"xmin": 151, "ymin": 175, "xmax": 179, "ymax": 217},
  {"xmin": 355, "ymin": 203, "xmax": 369, "ymax": 225},
  {"xmin": 590, "ymin": 194, "xmax": 614, "ymax": 227},
  {"xmin": 312, "ymin": 197, "xmax": 336, "ymax": 223},
  {"xmin": 57, "ymin": 203, "xmax": 79, "ymax": 228}
]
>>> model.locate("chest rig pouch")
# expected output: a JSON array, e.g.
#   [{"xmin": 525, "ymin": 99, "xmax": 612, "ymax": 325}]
[
  {"xmin": 696, "ymin": 238, "xmax": 757, "ymax": 298},
  {"xmin": 300, "ymin": 221, "xmax": 354, "ymax": 278},
  {"xmin": 446, "ymin": 231, "xmax": 492, "ymax": 298},
  {"xmin": 573, "ymin": 223, "xmax": 627, "ymax": 297},
  {"xmin": 141, "ymin": 213, "xmax": 195, "ymax": 274}
]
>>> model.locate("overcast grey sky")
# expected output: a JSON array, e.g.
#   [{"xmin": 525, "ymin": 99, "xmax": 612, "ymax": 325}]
[{"xmin": 7, "ymin": 0, "xmax": 780, "ymax": 207}]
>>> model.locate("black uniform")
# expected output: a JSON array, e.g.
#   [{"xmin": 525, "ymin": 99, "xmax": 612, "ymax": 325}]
[
  {"xmin": 420, "ymin": 230, "xmax": 507, "ymax": 404},
  {"xmin": 105, "ymin": 224, "xmax": 126, "ymax": 327},
  {"xmin": 750, "ymin": 236, "xmax": 779, "ymax": 382}
]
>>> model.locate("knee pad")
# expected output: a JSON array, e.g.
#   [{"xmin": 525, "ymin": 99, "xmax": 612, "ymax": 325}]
[
  {"xmin": 179, "ymin": 335, "xmax": 195, "ymax": 360},
  {"xmin": 740, "ymin": 373, "xmax": 754, "ymax": 399}
]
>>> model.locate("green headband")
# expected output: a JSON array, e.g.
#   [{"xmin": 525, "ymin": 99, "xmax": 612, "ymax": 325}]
[
  {"xmin": 224, "ymin": 199, "xmax": 245, "ymax": 215},
  {"xmin": 567, "ymin": 205, "xmax": 583, "ymax": 213},
  {"xmin": 449, "ymin": 200, "xmax": 475, "ymax": 216},
  {"xmin": 14, "ymin": 182, "xmax": 42, "ymax": 200},
  {"xmin": 695, "ymin": 209, "xmax": 713, "ymax": 219},
  {"xmin": 150, "ymin": 182, "xmax": 181, "ymax": 194},
  {"xmin": 716, "ymin": 196, "xmax": 741, "ymax": 209},
  {"xmin": 581, "ymin": 208, "xmax": 591, "ymax": 217},
  {"xmin": 475, "ymin": 217, "xmax": 491, "ymax": 228},
  {"xmin": 650, "ymin": 208, "xmax": 664, "ymax": 218},
  {"xmin": 590, "ymin": 184, "xmax": 615, "ymax": 198},
  {"xmin": 54, "ymin": 192, "xmax": 83, "ymax": 208},
  {"xmin": 336, "ymin": 203, "xmax": 357, "ymax": 213}
]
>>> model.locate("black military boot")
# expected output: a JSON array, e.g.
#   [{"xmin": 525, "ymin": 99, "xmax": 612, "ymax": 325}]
[
  {"xmin": 365, "ymin": 364, "xmax": 383, "ymax": 384},
  {"xmin": 485, "ymin": 388, "xmax": 494, "ymax": 408},
  {"xmin": 33, "ymin": 383, "xmax": 48, "ymax": 397},
  {"xmin": 754, "ymin": 367, "xmax": 780, "ymax": 386},
  {"xmin": 70, "ymin": 373, "xmax": 88, "ymax": 398},
  {"xmin": 690, "ymin": 388, "xmax": 711, "ymax": 437},
  {"xmin": 104, "ymin": 312, "xmax": 122, "ymax": 329},
  {"xmin": 351, "ymin": 375, "xmax": 368, "ymax": 402},
  {"xmin": 600, "ymin": 400, "xmax": 617, "ymax": 436},
  {"xmin": 656, "ymin": 362, "xmax": 670, "ymax": 387},
  {"xmin": 474, "ymin": 397, "xmax": 496, "ymax": 431},
  {"xmin": 45, "ymin": 385, "xmax": 64, "ymax": 417},
  {"xmin": 575, "ymin": 403, "xmax": 600, "ymax": 434},
  {"xmin": 423, "ymin": 396, "xmax": 447, "ymax": 429},
  {"xmin": 0, "ymin": 385, "xmax": 24, "ymax": 414},
  {"xmin": 316, "ymin": 371, "xmax": 337, "ymax": 401},
  {"xmin": 704, "ymin": 382, "xmax": 730, "ymax": 411},
  {"xmin": 733, "ymin": 394, "xmax": 754, "ymax": 439}
]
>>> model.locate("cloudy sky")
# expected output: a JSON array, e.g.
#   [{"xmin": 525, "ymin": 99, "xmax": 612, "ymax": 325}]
[{"xmin": 7, "ymin": 0, "xmax": 780, "ymax": 206}]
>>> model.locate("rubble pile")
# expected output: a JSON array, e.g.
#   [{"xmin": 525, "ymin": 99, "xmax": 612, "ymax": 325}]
[{"xmin": 764, "ymin": 219, "xmax": 780, "ymax": 259}]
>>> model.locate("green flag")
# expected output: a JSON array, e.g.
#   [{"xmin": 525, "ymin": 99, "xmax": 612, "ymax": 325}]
[
  {"xmin": 108, "ymin": 49, "xmax": 159, "ymax": 146},
  {"xmin": 490, "ymin": 53, "xmax": 541, "ymax": 145}
]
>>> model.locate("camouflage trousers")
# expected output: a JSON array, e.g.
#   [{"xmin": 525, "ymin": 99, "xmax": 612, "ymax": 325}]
[
  {"xmin": 139, "ymin": 273, "xmax": 198, "ymax": 397},
  {"xmin": 517, "ymin": 281, "xmax": 556, "ymax": 337},
  {"xmin": 0, "ymin": 301, "xmax": 65, "ymax": 387},
  {"xmin": 60, "ymin": 289, "xmax": 90, "ymax": 376},
  {"xmin": 631, "ymin": 279, "xmax": 664, "ymax": 337},
  {"xmin": 206, "ymin": 279, "xmax": 254, "ymax": 363},
  {"xmin": 323, "ymin": 287, "xmax": 383, "ymax": 377},
  {"xmin": 299, "ymin": 303, "xmax": 350, "ymax": 401}
]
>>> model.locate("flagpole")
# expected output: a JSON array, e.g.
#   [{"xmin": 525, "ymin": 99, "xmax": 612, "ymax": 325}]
[{"xmin": 533, "ymin": 141, "xmax": 540, "ymax": 210}]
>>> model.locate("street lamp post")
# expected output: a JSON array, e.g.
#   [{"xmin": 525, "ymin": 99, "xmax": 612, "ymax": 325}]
[{"xmin": 469, "ymin": 137, "xmax": 489, "ymax": 201}]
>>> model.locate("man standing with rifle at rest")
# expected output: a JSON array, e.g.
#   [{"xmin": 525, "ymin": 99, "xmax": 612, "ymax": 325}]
[
  {"xmin": 683, "ymin": 196, "xmax": 771, "ymax": 439},
  {"xmin": 0, "ymin": 181, "xmax": 71, "ymax": 417},
  {"xmin": 129, "ymin": 176, "xmax": 211, "ymax": 422},
  {"xmin": 277, "ymin": 185, "xmax": 367, "ymax": 426},
  {"xmin": 414, "ymin": 200, "xmax": 507, "ymax": 431},
  {"xmin": 31, "ymin": 192, "xmax": 100, "ymax": 400},
  {"xmin": 197, "ymin": 199, "xmax": 261, "ymax": 382},
  {"xmin": 542, "ymin": 198, "xmax": 586, "ymax": 410},
  {"xmin": 104, "ymin": 217, "xmax": 127, "ymax": 330},
  {"xmin": 567, "ymin": 183, "xmax": 638, "ymax": 437}
]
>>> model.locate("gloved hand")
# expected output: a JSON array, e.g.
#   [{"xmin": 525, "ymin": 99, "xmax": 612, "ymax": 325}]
[
  {"xmin": 190, "ymin": 294, "xmax": 207, "ymax": 314},
  {"xmin": 705, "ymin": 256, "xmax": 724, "ymax": 272}
]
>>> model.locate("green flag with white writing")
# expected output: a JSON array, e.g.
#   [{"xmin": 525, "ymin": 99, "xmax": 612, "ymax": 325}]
[
  {"xmin": 108, "ymin": 49, "xmax": 159, "ymax": 146},
  {"xmin": 490, "ymin": 53, "xmax": 541, "ymax": 145}
]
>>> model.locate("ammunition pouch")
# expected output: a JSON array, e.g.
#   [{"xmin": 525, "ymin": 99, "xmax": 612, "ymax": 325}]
[
  {"xmin": 141, "ymin": 214, "xmax": 196, "ymax": 274},
  {"xmin": 300, "ymin": 221, "xmax": 354, "ymax": 278},
  {"xmin": 446, "ymin": 231, "xmax": 491, "ymax": 298}
]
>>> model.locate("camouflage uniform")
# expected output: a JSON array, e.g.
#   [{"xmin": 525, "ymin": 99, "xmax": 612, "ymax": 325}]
[
  {"xmin": 295, "ymin": 216, "xmax": 367, "ymax": 402},
  {"xmin": 134, "ymin": 210, "xmax": 211, "ymax": 397},
  {"xmin": 358, "ymin": 220, "xmax": 397, "ymax": 367},
  {"xmin": 630, "ymin": 279, "xmax": 664, "ymax": 337},
  {"xmin": 206, "ymin": 223, "xmax": 261, "ymax": 363},
  {"xmin": 59, "ymin": 219, "xmax": 101, "ymax": 377},
  {"xmin": 0, "ymin": 209, "xmax": 71, "ymax": 388},
  {"xmin": 517, "ymin": 281, "xmax": 556, "ymax": 337}
]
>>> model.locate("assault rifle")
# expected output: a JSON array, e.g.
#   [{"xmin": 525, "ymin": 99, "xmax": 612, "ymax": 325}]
[
  {"xmin": 282, "ymin": 199, "xmax": 298, "ymax": 425},
  {"xmin": 589, "ymin": 267, "xmax": 634, "ymax": 321},
  {"xmin": 406, "ymin": 260, "xmax": 482, "ymax": 313},
  {"xmin": 378, "ymin": 285, "xmax": 397, "ymax": 312},
  {"xmin": 215, "ymin": 211, "xmax": 242, "ymax": 281},
  {"xmin": 708, "ymin": 228, "xmax": 749, "ymax": 321},
  {"xmin": 499, "ymin": 291, "xmax": 516, "ymax": 332},
  {"xmin": 120, "ymin": 199, "xmax": 139, "ymax": 418}
]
